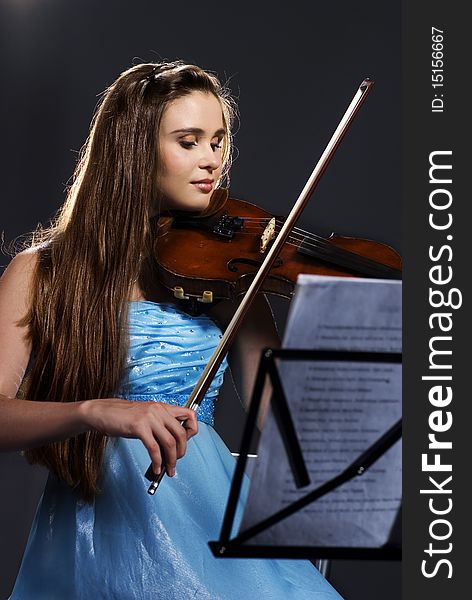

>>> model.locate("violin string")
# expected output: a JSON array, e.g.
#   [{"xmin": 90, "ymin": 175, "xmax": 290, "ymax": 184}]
[
  {"xmin": 240, "ymin": 228, "xmax": 317, "ymax": 248},
  {"xmin": 238, "ymin": 218, "xmax": 393, "ymax": 271},
  {"xmin": 217, "ymin": 216, "xmax": 397, "ymax": 273},
  {"xmin": 227, "ymin": 217, "xmax": 397, "ymax": 270},
  {"xmin": 240, "ymin": 224, "xmax": 313, "ymax": 242},
  {"xmin": 240, "ymin": 216, "xmax": 321, "ymax": 237},
  {"xmin": 279, "ymin": 236, "xmax": 395, "ymax": 272},
  {"xmin": 240, "ymin": 218, "xmax": 362, "ymax": 253},
  {"xmin": 239, "ymin": 223, "xmax": 335, "ymax": 249},
  {"xmin": 240, "ymin": 217, "xmax": 330, "ymax": 244},
  {"xmin": 237, "ymin": 227, "xmax": 317, "ymax": 248},
  {"xmin": 240, "ymin": 220, "xmax": 334, "ymax": 249},
  {"xmin": 241, "ymin": 217, "xmax": 332, "ymax": 240}
]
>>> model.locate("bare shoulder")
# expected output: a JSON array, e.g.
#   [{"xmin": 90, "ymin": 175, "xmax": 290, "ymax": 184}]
[
  {"xmin": 0, "ymin": 249, "xmax": 39, "ymax": 397},
  {"xmin": 0, "ymin": 248, "xmax": 39, "ymax": 302},
  {"xmin": 0, "ymin": 248, "xmax": 39, "ymax": 316},
  {"xmin": 1, "ymin": 248, "xmax": 39, "ymax": 289},
  {"xmin": 1, "ymin": 248, "xmax": 39, "ymax": 277}
]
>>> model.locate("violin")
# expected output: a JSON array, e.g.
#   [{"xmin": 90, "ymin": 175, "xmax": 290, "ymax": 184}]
[{"xmin": 154, "ymin": 191, "xmax": 401, "ymax": 314}]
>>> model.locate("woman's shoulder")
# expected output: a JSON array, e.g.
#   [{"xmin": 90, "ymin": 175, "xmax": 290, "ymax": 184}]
[
  {"xmin": 0, "ymin": 248, "xmax": 40, "ymax": 311},
  {"xmin": 0, "ymin": 249, "xmax": 41, "ymax": 398},
  {"xmin": 1, "ymin": 247, "xmax": 39, "ymax": 283}
]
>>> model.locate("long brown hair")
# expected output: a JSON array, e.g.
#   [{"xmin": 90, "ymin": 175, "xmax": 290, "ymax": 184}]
[{"xmin": 21, "ymin": 61, "xmax": 236, "ymax": 501}]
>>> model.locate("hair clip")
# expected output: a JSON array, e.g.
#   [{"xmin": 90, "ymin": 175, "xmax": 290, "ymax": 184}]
[{"xmin": 146, "ymin": 67, "xmax": 160, "ymax": 83}]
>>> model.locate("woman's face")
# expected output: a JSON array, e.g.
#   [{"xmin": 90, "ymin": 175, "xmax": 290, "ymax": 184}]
[{"xmin": 157, "ymin": 91, "xmax": 225, "ymax": 212}]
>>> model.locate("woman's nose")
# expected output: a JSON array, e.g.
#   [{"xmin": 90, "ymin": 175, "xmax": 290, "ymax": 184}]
[{"xmin": 198, "ymin": 145, "xmax": 221, "ymax": 171}]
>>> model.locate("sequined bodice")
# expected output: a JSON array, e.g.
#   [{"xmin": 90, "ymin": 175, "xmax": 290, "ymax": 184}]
[{"xmin": 117, "ymin": 301, "xmax": 228, "ymax": 425}]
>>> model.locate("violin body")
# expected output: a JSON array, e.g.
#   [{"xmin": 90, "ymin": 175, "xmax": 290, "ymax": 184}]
[{"xmin": 154, "ymin": 197, "xmax": 402, "ymax": 306}]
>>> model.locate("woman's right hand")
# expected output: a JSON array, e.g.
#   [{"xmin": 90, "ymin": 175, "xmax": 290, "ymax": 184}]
[{"xmin": 80, "ymin": 399, "xmax": 198, "ymax": 477}]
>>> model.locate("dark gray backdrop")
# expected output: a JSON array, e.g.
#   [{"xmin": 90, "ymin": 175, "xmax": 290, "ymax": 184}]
[{"xmin": 0, "ymin": 1, "xmax": 401, "ymax": 598}]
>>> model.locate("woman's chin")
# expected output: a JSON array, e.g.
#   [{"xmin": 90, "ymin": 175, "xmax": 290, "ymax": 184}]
[
  {"xmin": 160, "ymin": 195, "xmax": 211, "ymax": 215},
  {"xmin": 158, "ymin": 193, "xmax": 211, "ymax": 214},
  {"xmin": 193, "ymin": 194, "xmax": 212, "ymax": 211}
]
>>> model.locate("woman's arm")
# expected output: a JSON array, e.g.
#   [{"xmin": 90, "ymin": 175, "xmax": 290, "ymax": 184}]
[
  {"xmin": 0, "ymin": 251, "xmax": 34, "ymax": 400},
  {"xmin": 212, "ymin": 293, "xmax": 281, "ymax": 430},
  {"xmin": 0, "ymin": 251, "xmax": 197, "ymax": 477}
]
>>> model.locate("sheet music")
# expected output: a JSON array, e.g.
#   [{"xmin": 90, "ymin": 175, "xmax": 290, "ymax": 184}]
[{"xmin": 240, "ymin": 275, "xmax": 401, "ymax": 548}]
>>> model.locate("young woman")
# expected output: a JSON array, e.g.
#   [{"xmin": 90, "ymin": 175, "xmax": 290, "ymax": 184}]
[{"xmin": 0, "ymin": 61, "xmax": 344, "ymax": 599}]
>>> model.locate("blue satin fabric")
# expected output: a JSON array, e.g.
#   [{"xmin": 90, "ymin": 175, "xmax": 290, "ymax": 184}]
[{"xmin": 10, "ymin": 301, "xmax": 344, "ymax": 599}]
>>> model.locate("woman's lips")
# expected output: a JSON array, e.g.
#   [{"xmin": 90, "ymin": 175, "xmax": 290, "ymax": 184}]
[{"xmin": 192, "ymin": 182, "xmax": 213, "ymax": 193}]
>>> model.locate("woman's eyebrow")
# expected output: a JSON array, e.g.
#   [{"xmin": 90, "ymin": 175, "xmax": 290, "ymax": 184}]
[{"xmin": 170, "ymin": 127, "xmax": 225, "ymax": 136}]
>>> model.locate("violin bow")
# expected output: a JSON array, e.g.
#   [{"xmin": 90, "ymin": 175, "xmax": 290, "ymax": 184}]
[{"xmin": 145, "ymin": 78, "xmax": 374, "ymax": 494}]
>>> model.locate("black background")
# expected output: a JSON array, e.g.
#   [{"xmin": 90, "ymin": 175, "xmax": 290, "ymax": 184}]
[{"xmin": 0, "ymin": 1, "xmax": 401, "ymax": 598}]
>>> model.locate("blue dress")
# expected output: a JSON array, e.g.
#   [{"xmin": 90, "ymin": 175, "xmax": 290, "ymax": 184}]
[{"xmin": 10, "ymin": 301, "xmax": 344, "ymax": 600}]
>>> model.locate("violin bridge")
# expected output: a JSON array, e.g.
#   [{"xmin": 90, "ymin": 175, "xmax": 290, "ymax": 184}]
[{"xmin": 260, "ymin": 217, "xmax": 276, "ymax": 253}]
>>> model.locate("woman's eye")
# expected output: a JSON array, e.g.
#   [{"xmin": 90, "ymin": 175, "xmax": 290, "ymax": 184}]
[
  {"xmin": 179, "ymin": 140, "xmax": 222, "ymax": 151},
  {"xmin": 180, "ymin": 140, "xmax": 197, "ymax": 149}
]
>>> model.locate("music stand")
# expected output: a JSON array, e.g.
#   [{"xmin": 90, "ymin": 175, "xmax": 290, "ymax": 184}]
[{"xmin": 209, "ymin": 348, "xmax": 402, "ymax": 562}]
